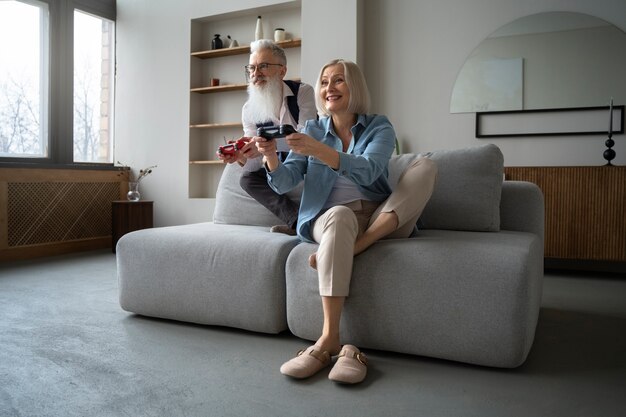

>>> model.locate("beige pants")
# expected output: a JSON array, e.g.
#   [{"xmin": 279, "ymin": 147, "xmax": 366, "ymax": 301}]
[{"xmin": 311, "ymin": 157, "xmax": 438, "ymax": 296}]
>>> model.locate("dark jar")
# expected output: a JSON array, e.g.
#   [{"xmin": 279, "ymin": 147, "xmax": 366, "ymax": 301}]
[{"xmin": 211, "ymin": 34, "xmax": 223, "ymax": 50}]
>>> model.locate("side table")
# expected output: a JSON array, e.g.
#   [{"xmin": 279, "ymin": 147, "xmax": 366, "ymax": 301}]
[{"xmin": 112, "ymin": 200, "xmax": 153, "ymax": 253}]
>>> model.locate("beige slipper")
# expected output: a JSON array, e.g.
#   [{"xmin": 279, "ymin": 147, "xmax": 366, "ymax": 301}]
[
  {"xmin": 328, "ymin": 345, "xmax": 368, "ymax": 384},
  {"xmin": 280, "ymin": 346, "xmax": 331, "ymax": 379}
]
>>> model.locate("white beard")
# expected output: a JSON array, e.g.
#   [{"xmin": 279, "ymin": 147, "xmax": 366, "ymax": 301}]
[{"xmin": 246, "ymin": 76, "xmax": 283, "ymax": 124}]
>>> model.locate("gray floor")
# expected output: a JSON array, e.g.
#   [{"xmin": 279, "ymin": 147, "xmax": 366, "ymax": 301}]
[{"xmin": 1, "ymin": 250, "xmax": 625, "ymax": 417}]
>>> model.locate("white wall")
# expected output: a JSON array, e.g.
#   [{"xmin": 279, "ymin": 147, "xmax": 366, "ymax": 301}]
[
  {"xmin": 301, "ymin": 0, "xmax": 361, "ymax": 82},
  {"xmin": 451, "ymin": 25, "xmax": 626, "ymax": 112},
  {"xmin": 116, "ymin": 0, "xmax": 626, "ymax": 227},
  {"xmin": 115, "ymin": 0, "xmax": 359, "ymax": 226},
  {"xmin": 363, "ymin": 0, "xmax": 626, "ymax": 166}
]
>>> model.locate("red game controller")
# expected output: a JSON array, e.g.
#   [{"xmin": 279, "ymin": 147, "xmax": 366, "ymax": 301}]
[{"xmin": 218, "ymin": 138, "xmax": 249, "ymax": 156}]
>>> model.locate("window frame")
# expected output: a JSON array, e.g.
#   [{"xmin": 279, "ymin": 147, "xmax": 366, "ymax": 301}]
[{"xmin": 0, "ymin": 0, "xmax": 116, "ymax": 169}]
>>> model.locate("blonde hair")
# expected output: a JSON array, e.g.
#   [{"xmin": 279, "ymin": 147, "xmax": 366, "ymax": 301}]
[{"xmin": 314, "ymin": 59, "xmax": 371, "ymax": 116}]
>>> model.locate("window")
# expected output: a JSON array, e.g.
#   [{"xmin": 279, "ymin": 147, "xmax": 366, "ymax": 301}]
[
  {"xmin": 0, "ymin": 0, "xmax": 49, "ymax": 158},
  {"xmin": 0, "ymin": 0, "xmax": 116, "ymax": 167},
  {"xmin": 74, "ymin": 10, "xmax": 114, "ymax": 163}
]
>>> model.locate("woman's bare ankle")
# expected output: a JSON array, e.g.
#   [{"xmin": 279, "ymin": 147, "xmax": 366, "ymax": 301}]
[
  {"xmin": 354, "ymin": 237, "xmax": 373, "ymax": 256},
  {"xmin": 315, "ymin": 336, "xmax": 341, "ymax": 356}
]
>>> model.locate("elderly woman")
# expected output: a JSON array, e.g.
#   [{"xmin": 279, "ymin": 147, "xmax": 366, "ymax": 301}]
[{"xmin": 255, "ymin": 59, "xmax": 437, "ymax": 384}]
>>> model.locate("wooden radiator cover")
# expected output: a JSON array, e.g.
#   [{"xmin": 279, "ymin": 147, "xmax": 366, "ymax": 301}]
[
  {"xmin": 504, "ymin": 166, "xmax": 625, "ymax": 262},
  {"xmin": 0, "ymin": 168, "xmax": 128, "ymax": 261}
]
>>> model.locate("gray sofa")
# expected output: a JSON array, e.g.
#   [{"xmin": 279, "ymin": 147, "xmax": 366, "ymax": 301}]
[{"xmin": 117, "ymin": 144, "xmax": 544, "ymax": 368}]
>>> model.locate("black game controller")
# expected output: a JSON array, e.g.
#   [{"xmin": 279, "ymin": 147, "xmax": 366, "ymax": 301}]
[{"xmin": 256, "ymin": 124, "xmax": 296, "ymax": 140}]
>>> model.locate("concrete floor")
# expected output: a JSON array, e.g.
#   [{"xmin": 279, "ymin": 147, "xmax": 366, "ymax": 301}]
[{"xmin": 1, "ymin": 250, "xmax": 625, "ymax": 417}]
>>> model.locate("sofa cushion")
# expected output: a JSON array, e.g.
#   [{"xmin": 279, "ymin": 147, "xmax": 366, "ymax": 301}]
[
  {"xmin": 214, "ymin": 144, "xmax": 504, "ymax": 232},
  {"xmin": 285, "ymin": 227, "xmax": 544, "ymax": 367},
  {"xmin": 419, "ymin": 144, "xmax": 504, "ymax": 232},
  {"xmin": 213, "ymin": 162, "xmax": 302, "ymax": 226}
]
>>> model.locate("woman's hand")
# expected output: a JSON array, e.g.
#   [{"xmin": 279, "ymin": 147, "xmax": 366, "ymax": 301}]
[
  {"xmin": 286, "ymin": 133, "xmax": 340, "ymax": 170},
  {"xmin": 254, "ymin": 135, "xmax": 277, "ymax": 156},
  {"xmin": 284, "ymin": 132, "xmax": 320, "ymax": 156},
  {"xmin": 254, "ymin": 136, "xmax": 280, "ymax": 171}
]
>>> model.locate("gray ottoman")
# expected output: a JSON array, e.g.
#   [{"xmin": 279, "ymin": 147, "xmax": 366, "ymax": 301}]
[{"xmin": 117, "ymin": 223, "xmax": 299, "ymax": 333}]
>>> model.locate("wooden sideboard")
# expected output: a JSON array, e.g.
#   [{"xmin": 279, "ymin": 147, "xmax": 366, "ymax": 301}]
[{"xmin": 504, "ymin": 166, "xmax": 625, "ymax": 264}]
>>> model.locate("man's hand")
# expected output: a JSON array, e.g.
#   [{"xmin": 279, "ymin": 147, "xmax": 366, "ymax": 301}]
[
  {"xmin": 239, "ymin": 139, "xmax": 261, "ymax": 159},
  {"xmin": 216, "ymin": 149, "xmax": 241, "ymax": 164},
  {"xmin": 216, "ymin": 137, "xmax": 251, "ymax": 165}
]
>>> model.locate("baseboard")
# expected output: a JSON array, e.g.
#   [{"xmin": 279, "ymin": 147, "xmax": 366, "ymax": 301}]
[{"xmin": 545, "ymin": 258, "xmax": 626, "ymax": 275}]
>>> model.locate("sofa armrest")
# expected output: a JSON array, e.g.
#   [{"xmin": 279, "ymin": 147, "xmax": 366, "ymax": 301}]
[{"xmin": 500, "ymin": 181, "xmax": 544, "ymax": 241}]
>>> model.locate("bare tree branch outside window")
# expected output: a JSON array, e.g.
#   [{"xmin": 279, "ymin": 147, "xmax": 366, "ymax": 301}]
[{"xmin": 0, "ymin": 1, "xmax": 45, "ymax": 158}]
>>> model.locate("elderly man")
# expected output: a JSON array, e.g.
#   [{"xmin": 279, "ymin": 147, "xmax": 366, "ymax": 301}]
[{"xmin": 219, "ymin": 39, "xmax": 316, "ymax": 235}]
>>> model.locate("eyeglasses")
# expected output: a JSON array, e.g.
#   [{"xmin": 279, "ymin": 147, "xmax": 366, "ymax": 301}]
[{"xmin": 244, "ymin": 63, "xmax": 283, "ymax": 75}]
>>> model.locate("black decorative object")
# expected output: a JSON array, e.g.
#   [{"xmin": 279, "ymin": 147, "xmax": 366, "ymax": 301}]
[
  {"xmin": 604, "ymin": 98, "xmax": 616, "ymax": 166},
  {"xmin": 604, "ymin": 138, "xmax": 616, "ymax": 165},
  {"xmin": 211, "ymin": 34, "xmax": 223, "ymax": 50}
]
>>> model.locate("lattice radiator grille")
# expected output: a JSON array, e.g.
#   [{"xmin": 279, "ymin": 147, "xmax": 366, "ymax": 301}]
[{"xmin": 7, "ymin": 182, "xmax": 120, "ymax": 247}]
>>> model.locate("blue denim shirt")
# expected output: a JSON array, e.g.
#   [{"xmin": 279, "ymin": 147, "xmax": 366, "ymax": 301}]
[{"xmin": 267, "ymin": 114, "xmax": 396, "ymax": 242}]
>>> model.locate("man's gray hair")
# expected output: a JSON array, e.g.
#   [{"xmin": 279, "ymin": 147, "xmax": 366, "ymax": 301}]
[{"xmin": 250, "ymin": 39, "xmax": 287, "ymax": 65}]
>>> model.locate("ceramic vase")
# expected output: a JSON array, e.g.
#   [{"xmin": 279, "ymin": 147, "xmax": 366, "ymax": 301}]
[{"xmin": 255, "ymin": 16, "xmax": 263, "ymax": 41}]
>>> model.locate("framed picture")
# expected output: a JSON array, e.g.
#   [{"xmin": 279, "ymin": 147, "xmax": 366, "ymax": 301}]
[{"xmin": 476, "ymin": 105, "xmax": 625, "ymax": 138}]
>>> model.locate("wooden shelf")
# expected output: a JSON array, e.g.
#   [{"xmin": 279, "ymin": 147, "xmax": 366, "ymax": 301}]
[
  {"xmin": 189, "ymin": 160, "xmax": 224, "ymax": 165},
  {"xmin": 191, "ymin": 39, "xmax": 301, "ymax": 59},
  {"xmin": 190, "ymin": 84, "xmax": 247, "ymax": 94},
  {"xmin": 190, "ymin": 122, "xmax": 242, "ymax": 129},
  {"xmin": 189, "ymin": 8, "xmax": 302, "ymax": 198},
  {"xmin": 190, "ymin": 78, "xmax": 301, "ymax": 94}
]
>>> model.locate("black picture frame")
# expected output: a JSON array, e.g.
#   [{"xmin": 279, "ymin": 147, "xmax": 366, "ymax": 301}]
[{"xmin": 476, "ymin": 105, "xmax": 625, "ymax": 138}]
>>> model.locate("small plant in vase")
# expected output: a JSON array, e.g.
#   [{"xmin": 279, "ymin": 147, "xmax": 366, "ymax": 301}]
[{"xmin": 117, "ymin": 161, "xmax": 157, "ymax": 201}]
